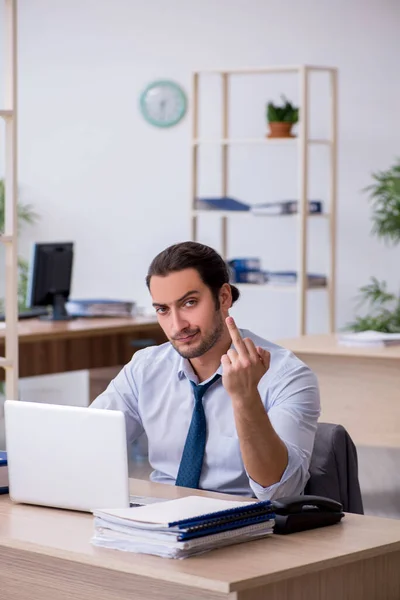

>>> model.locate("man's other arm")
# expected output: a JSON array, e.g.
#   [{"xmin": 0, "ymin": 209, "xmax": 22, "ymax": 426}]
[{"xmin": 91, "ymin": 355, "xmax": 144, "ymax": 445}]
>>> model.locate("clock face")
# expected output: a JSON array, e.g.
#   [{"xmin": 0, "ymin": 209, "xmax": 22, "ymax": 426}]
[{"xmin": 140, "ymin": 80, "xmax": 187, "ymax": 128}]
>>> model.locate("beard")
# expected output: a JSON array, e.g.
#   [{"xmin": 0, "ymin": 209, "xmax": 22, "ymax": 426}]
[{"xmin": 170, "ymin": 311, "xmax": 224, "ymax": 359}]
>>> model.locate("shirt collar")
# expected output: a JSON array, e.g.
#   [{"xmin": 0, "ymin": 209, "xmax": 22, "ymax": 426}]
[
  {"xmin": 177, "ymin": 357, "xmax": 223, "ymax": 384},
  {"xmin": 177, "ymin": 337, "xmax": 238, "ymax": 382},
  {"xmin": 177, "ymin": 356, "xmax": 196, "ymax": 381}
]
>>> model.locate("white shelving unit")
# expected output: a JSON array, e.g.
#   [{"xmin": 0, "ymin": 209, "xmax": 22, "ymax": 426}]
[
  {"xmin": 190, "ymin": 65, "xmax": 338, "ymax": 335},
  {"xmin": 1, "ymin": 0, "xmax": 19, "ymax": 399}
]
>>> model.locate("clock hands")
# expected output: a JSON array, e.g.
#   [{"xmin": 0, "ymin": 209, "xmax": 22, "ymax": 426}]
[{"xmin": 160, "ymin": 99, "xmax": 167, "ymax": 121}]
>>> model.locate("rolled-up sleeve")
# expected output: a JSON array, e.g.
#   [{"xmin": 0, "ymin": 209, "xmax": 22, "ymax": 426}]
[
  {"xmin": 248, "ymin": 363, "xmax": 320, "ymax": 501},
  {"xmin": 91, "ymin": 354, "xmax": 144, "ymax": 445}
]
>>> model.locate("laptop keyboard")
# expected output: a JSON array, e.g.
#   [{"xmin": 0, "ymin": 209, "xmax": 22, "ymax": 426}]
[{"xmin": 129, "ymin": 495, "xmax": 166, "ymax": 507}]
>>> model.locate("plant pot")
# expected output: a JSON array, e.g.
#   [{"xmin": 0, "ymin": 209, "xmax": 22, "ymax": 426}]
[{"xmin": 267, "ymin": 121, "xmax": 295, "ymax": 138}]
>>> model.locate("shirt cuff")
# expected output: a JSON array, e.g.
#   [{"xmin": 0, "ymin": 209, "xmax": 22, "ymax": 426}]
[{"xmin": 247, "ymin": 442, "xmax": 308, "ymax": 501}]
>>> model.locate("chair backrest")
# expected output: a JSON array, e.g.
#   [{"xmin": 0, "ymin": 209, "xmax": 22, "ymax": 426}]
[{"xmin": 304, "ymin": 422, "xmax": 364, "ymax": 514}]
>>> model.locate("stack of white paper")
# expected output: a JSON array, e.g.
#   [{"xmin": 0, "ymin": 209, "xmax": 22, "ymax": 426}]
[
  {"xmin": 337, "ymin": 330, "xmax": 400, "ymax": 348},
  {"xmin": 91, "ymin": 495, "xmax": 275, "ymax": 559}
]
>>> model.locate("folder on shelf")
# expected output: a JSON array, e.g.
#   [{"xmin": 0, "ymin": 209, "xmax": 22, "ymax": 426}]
[
  {"xmin": 195, "ymin": 197, "xmax": 251, "ymax": 211},
  {"xmin": 251, "ymin": 200, "xmax": 323, "ymax": 216},
  {"xmin": 265, "ymin": 271, "xmax": 327, "ymax": 287}
]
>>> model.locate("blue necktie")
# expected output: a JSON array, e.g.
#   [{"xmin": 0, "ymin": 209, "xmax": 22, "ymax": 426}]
[{"xmin": 175, "ymin": 373, "xmax": 221, "ymax": 489}]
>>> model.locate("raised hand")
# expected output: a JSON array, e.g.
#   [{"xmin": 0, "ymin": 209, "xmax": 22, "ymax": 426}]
[{"xmin": 221, "ymin": 316, "xmax": 270, "ymax": 400}]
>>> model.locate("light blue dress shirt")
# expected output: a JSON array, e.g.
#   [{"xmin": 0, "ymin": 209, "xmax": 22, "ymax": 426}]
[{"xmin": 91, "ymin": 328, "xmax": 320, "ymax": 501}]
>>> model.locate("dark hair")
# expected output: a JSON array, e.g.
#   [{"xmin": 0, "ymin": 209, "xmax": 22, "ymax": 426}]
[{"xmin": 146, "ymin": 241, "xmax": 240, "ymax": 308}]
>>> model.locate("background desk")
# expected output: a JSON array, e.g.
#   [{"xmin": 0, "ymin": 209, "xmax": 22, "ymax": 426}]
[
  {"xmin": 0, "ymin": 317, "xmax": 167, "ymax": 400},
  {"xmin": 277, "ymin": 333, "xmax": 400, "ymax": 519},
  {"xmin": 1, "ymin": 479, "xmax": 400, "ymax": 600},
  {"xmin": 277, "ymin": 334, "xmax": 400, "ymax": 448}
]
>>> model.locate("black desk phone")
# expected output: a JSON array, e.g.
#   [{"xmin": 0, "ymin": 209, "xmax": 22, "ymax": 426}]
[{"xmin": 271, "ymin": 495, "xmax": 344, "ymax": 535}]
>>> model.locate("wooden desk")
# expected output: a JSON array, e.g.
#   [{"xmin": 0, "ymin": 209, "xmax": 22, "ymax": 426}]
[
  {"xmin": 277, "ymin": 334, "xmax": 400, "ymax": 448},
  {"xmin": 0, "ymin": 317, "xmax": 167, "ymax": 397},
  {"xmin": 1, "ymin": 479, "xmax": 400, "ymax": 600}
]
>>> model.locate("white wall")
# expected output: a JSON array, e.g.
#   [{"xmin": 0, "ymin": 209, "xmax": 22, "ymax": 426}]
[
  {"xmin": 3, "ymin": 0, "xmax": 400, "ymax": 341},
  {"xmin": 0, "ymin": 372, "xmax": 89, "ymax": 448}
]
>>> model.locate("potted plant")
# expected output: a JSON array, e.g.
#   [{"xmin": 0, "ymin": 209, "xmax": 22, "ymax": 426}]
[
  {"xmin": 348, "ymin": 159, "xmax": 400, "ymax": 332},
  {"xmin": 266, "ymin": 95, "xmax": 299, "ymax": 138}
]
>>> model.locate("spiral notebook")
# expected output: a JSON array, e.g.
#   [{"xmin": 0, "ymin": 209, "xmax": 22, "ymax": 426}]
[{"xmin": 93, "ymin": 495, "xmax": 273, "ymax": 530}]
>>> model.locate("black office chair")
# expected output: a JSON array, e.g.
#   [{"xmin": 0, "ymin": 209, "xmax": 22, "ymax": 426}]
[{"xmin": 304, "ymin": 422, "xmax": 364, "ymax": 514}]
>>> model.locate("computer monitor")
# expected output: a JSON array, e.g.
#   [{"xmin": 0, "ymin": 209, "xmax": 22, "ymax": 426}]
[{"xmin": 26, "ymin": 242, "xmax": 74, "ymax": 321}]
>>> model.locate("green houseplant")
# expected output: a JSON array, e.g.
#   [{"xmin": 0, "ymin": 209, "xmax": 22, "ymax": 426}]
[
  {"xmin": 266, "ymin": 95, "xmax": 299, "ymax": 138},
  {"xmin": 0, "ymin": 179, "xmax": 38, "ymax": 311},
  {"xmin": 348, "ymin": 159, "xmax": 400, "ymax": 332}
]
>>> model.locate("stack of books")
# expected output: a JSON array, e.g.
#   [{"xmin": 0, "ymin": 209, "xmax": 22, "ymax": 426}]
[
  {"xmin": 91, "ymin": 495, "xmax": 275, "ymax": 559},
  {"xmin": 66, "ymin": 299, "xmax": 135, "ymax": 318}
]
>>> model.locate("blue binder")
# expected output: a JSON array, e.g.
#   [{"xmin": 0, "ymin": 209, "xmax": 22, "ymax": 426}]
[
  {"xmin": 195, "ymin": 197, "xmax": 251, "ymax": 211},
  {"xmin": 177, "ymin": 513, "xmax": 275, "ymax": 541},
  {"xmin": 0, "ymin": 450, "xmax": 8, "ymax": 495},
  {"xmin": 169, "ymin": 500, "xmax": 275, "ymax": 541}
]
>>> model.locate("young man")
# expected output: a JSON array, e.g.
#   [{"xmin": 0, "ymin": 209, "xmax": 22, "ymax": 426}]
[{"xmin": 91, "ymin": 241, "xmax": 320, "ymax": 500}]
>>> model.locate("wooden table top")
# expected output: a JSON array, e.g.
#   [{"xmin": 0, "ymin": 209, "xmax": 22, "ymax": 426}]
[
  {"xmin": 277, "ymin": 333, "xmax": 400, "ymax": 361},
  {"xmin": 0, "ymin": 316, "xmax": 162, "ymax": 343},
  {"xmin": 1, "ymin": 478, "xmax": 400, "ymax": 594}
]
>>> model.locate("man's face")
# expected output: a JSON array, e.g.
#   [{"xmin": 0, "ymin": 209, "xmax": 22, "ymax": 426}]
[{"xmin": 150, "ymin": 268, "xmax": 229, "ymax": 359}]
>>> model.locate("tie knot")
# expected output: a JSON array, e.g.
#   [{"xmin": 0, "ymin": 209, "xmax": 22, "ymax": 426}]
[{"xmin": 190, "ymin": 373, "xmax": 221, "ymax": 402}]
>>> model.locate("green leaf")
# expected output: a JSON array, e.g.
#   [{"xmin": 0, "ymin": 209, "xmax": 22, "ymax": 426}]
[
  {"xmin": 348, "ymin": 277, "xmax": 400, "ymax": 333},
  {"xmin": 364, "ymin": 159, "xmax": 400, "ymax": 246},
  {"xmin": 349, "ymin": 160, "xmax": 400, "ymax": 331},
  {"xmin": 267, "ymin": 103, "xmax": 279, "ymax": 122},
  {"xmin": 355, "ymin": 277, "xmax": 396, "ymax": 310},
  {"xmin": 0, "ymin": 179, "xmax": 39, "ymax": 233},
  {"xmin": 345, "ymin": 313, "xmax": 395, "ymax": 333},
  {"xmin": 18, "ymin": 257, "xmax": 29, "ymax": 310},
  {"xmin": 266, "ymin": 96, "xmax": 299, "ymax": 124}
]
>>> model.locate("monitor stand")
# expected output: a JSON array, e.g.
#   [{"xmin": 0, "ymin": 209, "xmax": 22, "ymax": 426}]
[{"xmin": 40, "ymin": 294, "xmax": 74, "ymax": 321}]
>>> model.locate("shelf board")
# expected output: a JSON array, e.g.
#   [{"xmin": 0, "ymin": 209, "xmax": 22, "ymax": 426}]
[
  {"xmin": 192, "ymin": 210, "xmax": 329, "ymax": 218},
  {"xmin": 196, "ymin": 66, "xmax": 302, "ymax": 75},
  {"xmin": 0, "ymin": 235, "xmax": 14, "ymax": 244},
  {"xmin": 192, "ymin": 138, "xmax": 331, "ymax": 146},
  {"xmin": 308, "ymin": 139, "xmax": 332, "ymax": 145},
  {"xmin": 195, "ymin": 65, "xmax": 336, "ymax": 76},
  {"xmin": 0, "ymin": 109, "xmax": 13, "ymax": 119},
  {"xmin": 0, "ymin": 357, "xmax": 13, "ymax": 369},
  {"xmin": 236, "ymin": 283, "xmax": 328, "ymax": 291},
  {"xmin": 250, "ymin": 212, "xmax": 329, "ymax": 218}
]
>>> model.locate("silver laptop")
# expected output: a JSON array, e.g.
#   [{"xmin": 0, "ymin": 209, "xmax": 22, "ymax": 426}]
[{"xmin": 4, "ymin": 400, "xmax": 130, "ymax": 512}]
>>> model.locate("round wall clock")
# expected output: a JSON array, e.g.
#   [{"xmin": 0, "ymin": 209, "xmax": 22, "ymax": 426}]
[{"xmin": 139, "ymin": 80, "xmax": 187, "ymax": 128}]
